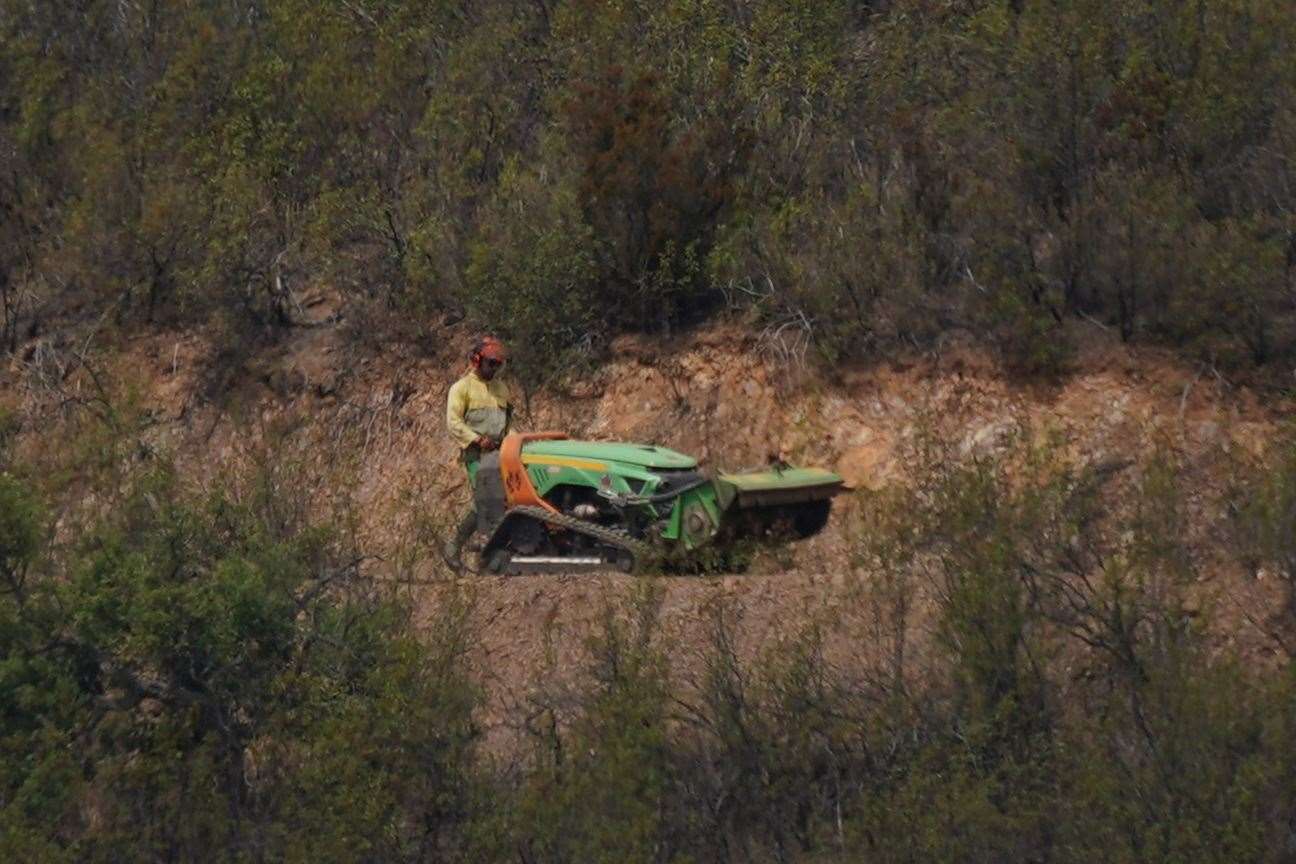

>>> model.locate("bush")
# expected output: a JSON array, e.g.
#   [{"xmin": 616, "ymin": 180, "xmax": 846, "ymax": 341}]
[
  {"xmin": 464, "ymin": 158, "xmax": 601, "ymax": 388},
  {"xmin": 5, "ymin": 0, "xmax": 1296, "ymax": 378},
  {"xmin": 1227, "ymin": 426, "xmax": 1296, "ymax": 646},
  {"xmin": 509, "ymin": 584, "xmax": 673, "ymax": 864},
  {"xmin": 6, "ymin": 415, "xmax": 1296, "ymax": 861},
  {"xmin": 0, "ymin": 458, "xmax": 481, "ymax": 860}
]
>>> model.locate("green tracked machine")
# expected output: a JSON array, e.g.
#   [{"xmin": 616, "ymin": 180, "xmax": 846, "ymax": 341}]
[{"xmin": 470, "ymin": 433, "xmax": 843, "ymax": 575}]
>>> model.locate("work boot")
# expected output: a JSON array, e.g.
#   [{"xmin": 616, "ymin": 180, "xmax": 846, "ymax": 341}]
[{"xmin": 444, "ymin": 509, "xmax": 479, "ymax": 573}]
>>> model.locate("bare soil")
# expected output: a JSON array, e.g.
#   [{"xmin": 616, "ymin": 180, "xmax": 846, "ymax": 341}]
[{"xmin": 5, "ymin": 315, "xmax": 1290, "ymax": 746}]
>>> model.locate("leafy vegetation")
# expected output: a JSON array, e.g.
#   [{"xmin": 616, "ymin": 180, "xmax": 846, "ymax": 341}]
[
  {"xmin": 480, "ymin": 435, "xmax": 1296, "ymax": 864},
  {"xmin": 2, "ymin": 0, "xmax": 1293, "ymax": 379},
  {"xmin": 4, "ymin": 2, "xmax": 1296, "ymax": 859},
  {"xmin": 0, "ymin": 456, "xmax": 481, "ymax": 861},
  {"xmin": 4, "ymin": 408, "xmax": 1296, "ymax": 860}
]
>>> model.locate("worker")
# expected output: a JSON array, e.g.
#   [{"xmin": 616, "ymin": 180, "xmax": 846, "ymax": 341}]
[{"xmin": 445, "ymin": 335, "xmax": 512, "ymax": 568}]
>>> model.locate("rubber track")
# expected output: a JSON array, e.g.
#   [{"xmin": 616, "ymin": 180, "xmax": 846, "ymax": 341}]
[{"xmin": 504, "ymin": 504, "xmax": 655, "ymax": 569}]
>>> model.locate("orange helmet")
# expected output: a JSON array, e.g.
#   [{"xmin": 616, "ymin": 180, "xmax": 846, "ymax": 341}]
[{"xmin": 471, "ymin": 335, "xmax": 507, "ymax": 366}]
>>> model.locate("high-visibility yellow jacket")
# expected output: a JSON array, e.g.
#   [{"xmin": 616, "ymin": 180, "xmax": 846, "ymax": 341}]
[{"xmin": 446, "ymin": 369, "xmax": 511, "ymax": 449}]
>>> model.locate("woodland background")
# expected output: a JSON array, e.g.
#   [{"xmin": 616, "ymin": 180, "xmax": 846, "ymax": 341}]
[
  {"xmin": 4, "ymin": 1, "xmax": 1296, "ymax": 861},
  {"xmin": 2, "ymin": 0, "xmax": 1294, "ymax": 380}
]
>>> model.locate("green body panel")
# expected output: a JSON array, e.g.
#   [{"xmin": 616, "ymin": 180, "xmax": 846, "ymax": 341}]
[
  {"xmin": 671, "ymin": 484, "xmax": 723, "ymax": 548},
  {"xmin": 522, "ymin": 457, "xmax": 658, "ymax": 499},
  {"xmin": 522, "ymin": 439, "xmax": 697, "ymax": 470},
  {"xmin": 715, "ymin": 466, "xmax": 843, "ymax": 509},
  {"xmin": 508, "ymin": 438, "xmax": 839, "ymax": 552},
  {"xmin": 518, "ymin": 439, "xmax": 722, "ymax": 547},
  {"xmin": 719, "ymin": 466, "xmax": 842, "ymax": 491}
]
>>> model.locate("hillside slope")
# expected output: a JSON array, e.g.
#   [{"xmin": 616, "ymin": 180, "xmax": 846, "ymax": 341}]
[{"xmin": 4, "ymin": 317, "xmax": 1289, "ymax": 741}]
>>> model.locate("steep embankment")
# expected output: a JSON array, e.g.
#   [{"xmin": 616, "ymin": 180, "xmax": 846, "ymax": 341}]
[{"xmin": 4, "ymin": 317, "xmax": 1288, "ymax": 739}]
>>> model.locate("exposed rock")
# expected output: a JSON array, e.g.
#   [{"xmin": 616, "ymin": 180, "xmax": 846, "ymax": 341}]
[
  {"xmin": 959, "ymin": 419, "xmax": 1014, "ymax": 456},
  {"xmin": 837, "ymin": 441, "xmax": 893, "ymax": 491}
]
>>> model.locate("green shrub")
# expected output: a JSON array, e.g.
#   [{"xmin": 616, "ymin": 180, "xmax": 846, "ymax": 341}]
[
  {"xmin": 0, "ymin": 457, "xmax": 481, "ymax": 860},
  {"xmin": 511, "ymin": 584, "xmax": 673, "ymax": 864},
  {"xmin": 1228, "ymin": 426, "xmax": 1296, "ymax": 639},
  {"xmin": 464, "ymin": 157, "xmax": 601, "ymax": 387},
  {"xmin": 5, "ymin": 0, "xmax": 1296, "ymax": 378}
]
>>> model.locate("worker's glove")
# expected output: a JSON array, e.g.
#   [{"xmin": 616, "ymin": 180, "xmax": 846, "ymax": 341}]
[{"xmin": 476, "ymin": 435, "xmax": 499, "ymax": 452}]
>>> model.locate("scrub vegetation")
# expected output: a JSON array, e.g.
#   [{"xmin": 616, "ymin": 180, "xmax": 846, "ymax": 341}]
[
  {"xmin": 4, "ymin": 396, "xmax": 1296, "ymax": 861},
  {"xmin": 4, "ymin": 1, "xmax": 1296, "ymax": 860},
  {"xmin": 2, "ymin": 0, "xmax": 1294, "ymax": 380}
]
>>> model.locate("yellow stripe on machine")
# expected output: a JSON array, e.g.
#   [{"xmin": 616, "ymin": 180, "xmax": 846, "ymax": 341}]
[{"xmin": 521, "ymin": 455, "xmax": 608, "ymax": 472}]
